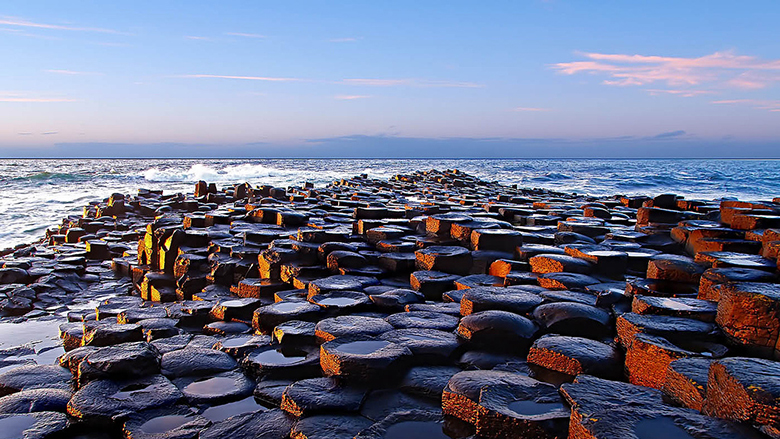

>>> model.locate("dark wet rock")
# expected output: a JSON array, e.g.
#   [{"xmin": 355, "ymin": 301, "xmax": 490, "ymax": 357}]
[
  {"xmin": 198, "ymin": 409, "xmax": 294, "ymax": 439},
  {"xmin": 82, "ymin": 320, "xmax": 144, "ymax": 347},
  {"xmin": 662, "ymin": 357, "xmax": 712, "ymax": 411},
  {"xmin": 356, "ymin": 410, "xmax": 466, "ymax": 439},
  {"xmin": 78, "ymin": 341, "xmax": 161, "ymax": 384},
  {"xmin": 203, "ymin": 321, "xmax": 251, "ymax": 336},
  {"xmin": 315, "ymin": 316, "xmax": 394, "ymax": 343},
  {"xmin": 308, "ymin": 275, "xmax": 379, "ymax": 296},
  {"xmin": 210, "ymin": 298, "xmax": 263, "ymax": 322},
  {"xmin": 539, "ymin": 289, "xmax": 599, "ymax": 307},
  {"xmin": 415, "ymin": 246, "xmax": 472, "ymax": 276},
  {"xmin": 380, "ymin": 329, "xmax": 461, "ymax": 362},
  {"xmin": 151, "ymin": 334, "xmax": 192, "ymax": 355},
  {"xmin": 409, "ymin": 271, "xmax": 461, "ymax": 300},
  {"xmin": 385, "ymin": 311, "xmax": 459, "ymax": 331},
  {"xmin": 215, "ymin": 334, "xmax": 272, "ymax": 357},
  {"xmin": 457, "ymin": 310, "xmax": 538, "ymax": 354},
  {"xmin": 242, "ymin": 344, "xmax": 320, "ymax": 379},
  {"xmin": 536, "ymin": 272, "xmax": 600, "ymax": 291},
  {"xmin": 320, "ymin": 335, "xmax": 412, "ymax": 381},
  {"xmin": 67, "ymin": 374, "xmax": 183, "ymax": 423},
  {"xmin": 475, "ymin": 380, "xmax": 569, "ymax": 438},
  {"xmin": 200, "ymin": 395, "xmax": 267, "ymax": 422},
  {"xmin": 405, "ymin": 301, "xmax": 461, "ymax": 315},
  {"xmin": 471, "ymin": 228, "xmax": 523, "ymax": 253},
  {"xmin": 272, "ymin": 321, "xmax": 316, "ymax": 345},
  {"xmin": 527, "ymin": 335, "xmax": 622, "ymax": 380},
  {"xmin": 252, "ymin": 301, "xmax": 322, "ymax": 333},
  {"xmin": 585, "ymin": 282, "xmax": 631, "ymax": 308},
  {"xmin": 529, "ymin": 253, "xmax": 594, "ymax": 274},
  {"xmin": 0, "ymin": 388, "xmax": 71, "ymax": 414},
  {"xmin": 442, "ymin": 370, "xmax": 546, "ymax": 424},
  {"xmin": 0, "ymin": 411, "xmax": 69, "ymax": 439},
  {"xmin": 632, "ymin": 295, "xmax": 717, "ymax": 322},
  {"xmin": 0, "ymin": 364, "xmax": 72, "ymax": 396},
  {"xmin": 121, "ymin": 406, "xmax": 211, "ymax": 439},
  {"xmin": 704, "ymin": 356, "xmax": 780, "ymax": 427},
  {"xmin": 400, "ymin": 365, "xmax": 461, "ymax": 400},
  {"xmin": 116, "ymin": 307, "xmax": 168, "ymax": 324},
  {"xmin": 454, "ymin": 274, "xmax": 503, "ymax": 291},
  {"xmin": 625, "ymin": 333, "xmax": 727, "ymax": 389},
  {"xmin": 291, "ymin": 414, "xmax": 374, "ymax": 439},
  {"xmin": 562, "ymin": 374, "xmax": 764, "ymax": 439},
  {"xmin": 138, "ymin": 317, "xmax": 182, "ymax": 340},
  {"xmin": 369, "ymin": 288, "xmax": 424, "ymax": 310},
  {"xmin": 647, "ymin": 254, "xmax": 706, "ymax": 284},
  {"xmin": 360, "ymin": 389, "xmax": 441, "ymax": 422},
  {"xmin": 307, "ymin": 290, "xmax": 370, "ymax": 312},
  {"xmin": 716, "ymin": 282, "xmax": 780, "ymax": 359},
  {"xmin": 280, "ymin": 377, "xmax": 367, "ymax": 417},
  {"xmin": 459, "ymin": 286, "xmax": 543, "ymax": 316},
  {"xmin": 174, "ymin": 370, "xmax": 254, "ymax": 405},
  {"xmin": 616, "ymin": 313, "xmax": 719, "ymax": 348},
  {"xmin": 698, "ymin": 267, "xmax": 776, "ymax": 301},
  {"xmin": 457, "ymin": 350, "xmax": 525, "ymax": 371},
  {"xmin": 532, "ymin": 302, "xmax": 612, "ymax": 339},
  {"xmin": 161, "ymin": 348, "xmax": 237, "ymax": 378},
  {"xmin": 697, "ymin": 251, "xmax": 777, "ymax": 271},
  {"xmin": 253, "ymin": 378, "xmax": 294, "ymax": 406}
]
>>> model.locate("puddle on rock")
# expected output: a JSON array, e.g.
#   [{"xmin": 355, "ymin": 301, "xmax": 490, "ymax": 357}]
[
  {"xmin": 201, "ymin": 396, "xmax": 267, "ymax": 422},
  {"xmin": 0, "ymin": 414, "xmax": 37, "ymax": 439},
  {"xmin": 140, "ymin": 415, "xmax": 190, "ymax": 434},
  {"xmin": 220, "ymin": 336, "xmax": 254, "ymax": 348},
  {"xmin": 317, "ymin": 297, "xmax": 358, "ymax": 306},
  {"xmin": 384, "ymin": 421, "xmax": 450, "ymax": 439},
  {"xmin": 507, "ymin": 400, "xmax": 565, "ymax": 416},
  {"xmin": 252, "ymin": 348, "xmax": 307, "ymax": 365},
  {"xmin": 272, "ymin": 302, "xmax": 306, "ymax": 312},
  {"xmin": 635, "ymin": 417, "xmax": 696, "ymax": 439},
  {"xmin": 184, "ymin": 377, "xmax": 236, "ymax": 396},
  {"xmin": 337, "ymin": 340, "xmax": 390, "ymax": 355}
]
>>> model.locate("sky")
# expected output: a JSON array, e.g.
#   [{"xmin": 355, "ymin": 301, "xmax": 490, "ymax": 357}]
[{"xmin": 1, "ymin": 0, "xmax": 779, "ymax": 158}]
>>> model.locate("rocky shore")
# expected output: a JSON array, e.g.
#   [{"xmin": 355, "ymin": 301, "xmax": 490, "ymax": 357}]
[{"xmin": 0, "ymin": 168, "xmax": 779, "ymax": 438}]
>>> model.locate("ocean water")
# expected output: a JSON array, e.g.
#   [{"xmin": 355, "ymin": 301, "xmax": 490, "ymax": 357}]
[{"xmin": 1, "ymin": 158, "xmax": 778, "ymax": 250}]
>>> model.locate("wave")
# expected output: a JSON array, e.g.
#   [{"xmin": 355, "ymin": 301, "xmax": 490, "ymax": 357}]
[{"xmin": 141, "ymin": 163, "xmax": 304, "ymax": 183}]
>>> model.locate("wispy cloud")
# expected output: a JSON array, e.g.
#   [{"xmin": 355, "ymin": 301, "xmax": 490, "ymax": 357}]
[
  {"xmin": 226, "ymin": 32, "xmax": 265, "ymax": 38},
  {"xmin": 553, "ymin": 50, "xmax": 780, "ymax": 91},
  {"xmin": 41, "ymin": 131, "xmax": 59, "ymax": 135},
  {"xmin": 45, "ymin": 69, "xmax": 102, "ymax": 76},
  {"xmin": 184, "ymin": 35, "xmax": 212, "ymax": 41},
  {"xmin": 0, "ymin": 97, "xmax": 76, "ymax": 103},
  {"xmin": 647, "ymin": 130, "xmax": 687, "ymax": 140},
  {"xmin": 510, "ymin": 106, "xmax": 550, "ymax": 112},
  {"xmin": 179, "ymin": 74, "xmax": 300, "ymax": 82},
  {"xmin": 342, "ymin": 78, "xmax": 484, "ymax": 88},
  {"xmin": 712, "ymin": 99, "xmax": 780, "ymax": 112},
  {"xmin": 335, "ymin": 95, "xmax": 372, "ymax": 100},
  {"xmin": 329, "ymin": 37, "xmax": 360, "ymax": 43},
  {"xmin": 0, "ymin": 15, "xmax": 122, "ymax": 34},
  {"xmin": 646, "ymin": 89, "xmax": 713, "ymax": 97}
]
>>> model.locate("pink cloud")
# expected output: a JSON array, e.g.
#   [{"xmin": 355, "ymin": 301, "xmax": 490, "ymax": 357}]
[
  {"xmin": 711, "ymin": 99, "xmax": 780, "ymax": 112},
  {"xmin": 181, "ymin": 74, "xmax": 300, "ymax": 82},
  {"xmin": 335, "ymin": 95, "xmax": 372, "ymax": 100},
  {"xmin": 342, "ymin": 78, "xmax": 483, "ymax": 88},
  {"xmin": 553, "ymin": 50, "xmax": 780, "ymax": 90},
  {"xmin": 646, "ymin": 89, "xmax": 713, "ymax": 97},
  {"xmin": 0, "ymin": 15, "xmax": 122, "ymax": 34},
  {"xmin": 510, "ymin": 107, "xmax": 550, "ymax": 112}
]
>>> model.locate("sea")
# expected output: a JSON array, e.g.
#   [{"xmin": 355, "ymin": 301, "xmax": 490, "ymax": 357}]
[{"xmin": 1, "ymin": 158, "xmax": 779, "ymax": 250}]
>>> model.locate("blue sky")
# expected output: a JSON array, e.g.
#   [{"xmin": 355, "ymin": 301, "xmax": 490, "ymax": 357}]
[{"xmin": 1, "ymin": 1, "xmax": 779, "ymax": 157}]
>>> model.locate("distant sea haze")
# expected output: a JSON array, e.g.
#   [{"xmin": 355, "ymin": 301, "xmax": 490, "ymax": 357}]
[{"xmin": 0, "ymin": 158, "xmax": 778, "ymax": 249}]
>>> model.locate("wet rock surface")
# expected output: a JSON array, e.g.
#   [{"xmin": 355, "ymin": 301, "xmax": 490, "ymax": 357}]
[{"xmin": 0, "ymin": 169, "xmax": 778, "ymax": 437}]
